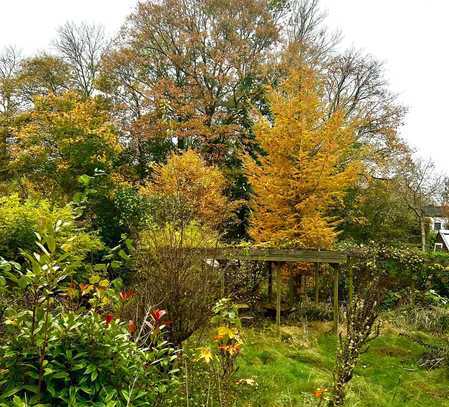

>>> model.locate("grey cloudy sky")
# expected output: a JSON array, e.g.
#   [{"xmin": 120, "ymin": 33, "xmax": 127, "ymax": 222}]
[
  {"xmin": 320, "ymin": 0, "xmax": 448, "ymax": 174},
  {"xmin": 1, "ymin": 1, "xmax": 447, "ymax": 173}
]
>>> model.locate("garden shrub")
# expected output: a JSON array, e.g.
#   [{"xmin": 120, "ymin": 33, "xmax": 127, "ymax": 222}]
[
  {"xmin": 135, "ymin": 220, "xmax": 221, "ymax": 344},
  {"xmin": 0, "ymin": 220, "xmax": 179, "ymax": 406},
  {"xmin": 0, "ymin": 312, "xmax": 178, "ymax": 406},
  {"xmin": 0, "ymin": 194, "xmax": 102, "ymax": 261}
]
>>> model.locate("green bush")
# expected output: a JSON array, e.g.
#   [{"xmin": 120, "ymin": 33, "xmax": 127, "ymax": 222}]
[
  {"xmin": 0, "ymin": 219, "xmax": 179, "ymax": 406},
  {"xmin": 0, "ymin": 311, "xmax": 177, "ymax": 406},
  {"xmin": 0, "ymin": 194, "xmax": 102, "ymax": 261}
]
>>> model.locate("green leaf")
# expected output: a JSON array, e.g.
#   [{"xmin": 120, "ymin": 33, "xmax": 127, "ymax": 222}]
[
  {"xmin": 0, "ymin": 387, "xmax": 21, "ymax": 399},
  {"xmin": 78, "ymin": 174, "xmax": 91, "ymax": 187}
]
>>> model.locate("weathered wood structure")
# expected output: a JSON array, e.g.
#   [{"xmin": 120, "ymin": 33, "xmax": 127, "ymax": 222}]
[{"xmin": 195, "ymin": 247, "xmax": 352, "ymax": 333}]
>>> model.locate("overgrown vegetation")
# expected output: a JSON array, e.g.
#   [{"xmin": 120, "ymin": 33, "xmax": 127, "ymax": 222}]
[{"xmin": 1, "ymin": 0, "xmax": 449, "ymax": 405}]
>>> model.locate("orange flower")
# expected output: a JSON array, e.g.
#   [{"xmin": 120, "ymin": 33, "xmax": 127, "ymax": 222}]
[{"xmin": 312, "ymin": 388, "xmax": 327, "ymax": 398}]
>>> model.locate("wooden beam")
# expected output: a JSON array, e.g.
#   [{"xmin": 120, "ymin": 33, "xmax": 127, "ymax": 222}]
[
  {"xmin": 194, "ymin": 247, "xmax": 348, "ymax": 264},
  {"xmin": 347, "ymin": 259, "xmax": 354, "ymax": 308},
  {"xmin": 267, "ymin": 261, "xmax": 273, "ymax": 302}
]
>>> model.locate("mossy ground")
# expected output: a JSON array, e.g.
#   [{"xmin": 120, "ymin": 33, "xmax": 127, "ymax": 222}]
[{"xmin": 233, "ymin": 322, "xmax": 449, "ymax": 406}]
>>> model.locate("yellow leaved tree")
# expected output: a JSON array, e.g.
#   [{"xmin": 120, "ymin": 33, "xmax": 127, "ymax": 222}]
[
  {"xmin": 245, "ymin": 68, "xmax": 361, "ymax": 249},
  {"xmin": 140, "ymin": 149, "xmax": 235, "ymax": 231}
]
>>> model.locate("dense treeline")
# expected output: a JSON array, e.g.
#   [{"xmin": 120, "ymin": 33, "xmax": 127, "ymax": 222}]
[{"xmin": 1, "ymin": 0, "xmax": 443, "ymax": 249}]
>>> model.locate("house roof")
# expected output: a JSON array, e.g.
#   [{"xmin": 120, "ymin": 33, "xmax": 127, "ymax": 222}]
[
  {"xmin": 424, "ymin": 206, "xmax": 446, "ymax": 217},
  {"xmin": 438, "ymin": 230, "xmax": 449, "ymax": 249}
]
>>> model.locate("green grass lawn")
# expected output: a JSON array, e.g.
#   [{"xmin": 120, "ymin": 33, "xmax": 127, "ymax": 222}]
[{"xmin": 234, "ymin": 322, "xmax": 449, "ymax": 406}]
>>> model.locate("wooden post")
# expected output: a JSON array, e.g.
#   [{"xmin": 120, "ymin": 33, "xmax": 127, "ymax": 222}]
[
  {"xmin": 347, "ymin": 258, "xmax": 353, "ymax": 308},
  {"xmin": 221, "ymin": 265, "xmax": 225, "ymax": 297},
  {"xmin": 333, "ymin": 265, "xmax": 340, "ymax": 332},
  {"xmin": 299, "ymin": 274, "xmax": 306, "ymax": 298},
  {"xmin": 274, "ymin": 262, "xmax": 281, "ymax": 334},
  {"xmin": 267, "ymin": 261, "xmax": 273, "ymax": 302},
  {"xmin": 314, "ymin": 262, "xmax": 320, "ymax": 305}
]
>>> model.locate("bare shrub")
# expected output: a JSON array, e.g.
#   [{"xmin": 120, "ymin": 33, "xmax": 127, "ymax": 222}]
[
  {"xmin": 329, "ymin": 276, "xmax": 385, "ymax": 406},
  {"xmin": 134, "ymin": 214, "xmax": 221, "ymax": 345}
]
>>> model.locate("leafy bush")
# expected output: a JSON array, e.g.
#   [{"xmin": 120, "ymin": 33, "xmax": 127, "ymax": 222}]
[
  {"xmin": 0, "ymin": 311, "xmax": 177, "ymax": 406},
  {"xmin": 0, "ymin": 194, "xmax": 102, "ymax": 261},
  {"xmin": 0, "ymin": 220, "xmax": 179, "ymax": 406}
]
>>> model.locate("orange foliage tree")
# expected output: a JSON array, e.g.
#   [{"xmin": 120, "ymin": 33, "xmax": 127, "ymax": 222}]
[
  {"xmin": 140, "ymin": 149, "xmax": 235, "ymax": 231},
  {"xmin": 245, "ymin": 68, "xmax": 361, "ymax": 249}
]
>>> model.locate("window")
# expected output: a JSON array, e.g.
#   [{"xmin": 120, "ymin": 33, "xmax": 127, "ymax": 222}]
[{"xmin": 435, "ymin": 222, "xmax": 442, "ymax": 231}]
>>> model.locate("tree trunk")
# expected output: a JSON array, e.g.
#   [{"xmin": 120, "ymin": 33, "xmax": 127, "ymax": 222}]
[{"xmin": 420, "ymin": 216, "xmax": 426, "ymax": 252}]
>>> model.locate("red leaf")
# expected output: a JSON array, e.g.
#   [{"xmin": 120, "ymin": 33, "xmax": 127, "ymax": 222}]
[
  {"xmin": 128, "ymin": 320, "xmax": 137, "ymax": 334},
  {"xmin": 151, "ymin": 309, "xmax": 167, "ymax": 322}
]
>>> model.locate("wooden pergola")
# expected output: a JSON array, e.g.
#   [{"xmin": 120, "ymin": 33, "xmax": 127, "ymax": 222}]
[{"xmin": 197, "ymin": 247, "xmax": 354, "ymax": 331}]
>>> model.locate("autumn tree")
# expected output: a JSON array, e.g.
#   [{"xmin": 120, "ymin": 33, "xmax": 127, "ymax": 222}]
[
  {"xmin": 9, "ymin": 92, "xmax": 122, "ymax": 199},
  {"xmin": 337, "ymin": 177, "xmax": 419, "ymax": 244},
  {"xmin": 140, "ymin": 149, "xmax": 235, "ymax": 231},
  {"xmin": 245, "ymin": 68, "xmax": 360, "ymax": 249},
  {"xmin": 278, "ymin": 2, "xmax": 406, "ymax": 176},
  {"xmin": 281, "ymin": 0, "xmax": 342, "ymax": 65},
  {"xmin": 18, "ymin": 54, "xmax": 71, "ymax": 102},
  {"xmin": 100, "ymin": 0, "xmax": 279, "ymax": 169}
]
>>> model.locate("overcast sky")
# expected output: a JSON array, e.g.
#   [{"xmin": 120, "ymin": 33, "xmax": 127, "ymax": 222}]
[{"xmin": 1, "ymin": 1, "xmax": 447, "ymax": 173}]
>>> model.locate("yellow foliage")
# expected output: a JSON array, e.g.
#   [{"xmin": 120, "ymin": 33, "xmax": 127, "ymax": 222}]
[
  {"xmin": 245, "ymin": 68, "xmax": 361, "ymax": 249},
  {"xmin": 217, "ymin": 326, "xmax": 238, "ymax": 339},
  {"xmin": 9, "ymin": 92, "xmax": 122, "ymax": 198},
  {"xmin": 140, "ymin": 149, "xmax": 235, "ymax": 230}
]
